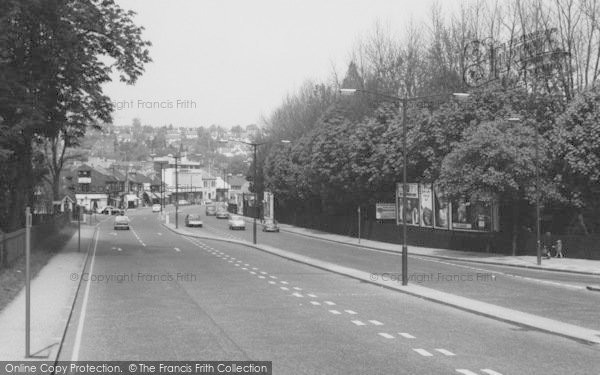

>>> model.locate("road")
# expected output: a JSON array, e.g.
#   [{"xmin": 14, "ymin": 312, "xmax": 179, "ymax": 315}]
[
  {"xmin": 177, "ymin": 206, "xmax": 600, "ymax": 331},
  {"xmin": 59, "ymin": 206, "xmax": 600, "ymax": 374}
]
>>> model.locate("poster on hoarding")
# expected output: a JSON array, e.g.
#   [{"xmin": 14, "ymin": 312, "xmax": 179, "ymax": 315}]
[
  {"xmin": 396, "ymin": 183, "xmax": 419, "ymax": 226},
  {"xmin": 433, "ymin": 185, "xmax": 450, "ymax": 229},
  {"xmin": 419, "ymin": 184, "xmax": 433, "ymax": 227},
  {"xmin": 375, "ymin": 203, "xmax": 396, "ymax": 220},
  {"xmin": 263, "ymin": 191, "xmax": 274, "ymax": 220},
  {"xmin": 451, "ymin": 198, "xmax": 493, "ymax": 231}
]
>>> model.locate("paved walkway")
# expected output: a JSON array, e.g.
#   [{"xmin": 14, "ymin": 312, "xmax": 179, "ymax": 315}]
[
  {"xmin": 272, "ymin": 223, "xmax": 600, "ymax": 276},
  {"xmin": 0, "ymin": 224, "xmax": 97, "ymax": 361}
]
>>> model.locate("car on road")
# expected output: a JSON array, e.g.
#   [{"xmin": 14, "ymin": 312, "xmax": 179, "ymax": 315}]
[
  {"xmin": 216, "ymin": 210, "xmax": 229, "ymax": 219},
  {"xmin": 262, "ymin": 219, "xmax": 280, "ymax": 233},
  {"xmin": 185, "ymin": 214, "xmax": 203, "ymax": 227},
  {"xmin": 114, "ymin": 215, "xmax": 130, "ymax": 230},
  {"xmin": 228, "ymin": 215, "xmax": 245, "ymax": 230},
  {"xmin": 178, "ymin": 199, "xmax": 190, "ymax": 206},
  {"xmin": 101, "ymin": 206, "xmax": 117, "ymax": 215},
  {"xmin": 205, "ymin": 204, "xmax": 216, "ymax": 216},
  {"xmin": 152, "ymin": 204, "xmax": 161, "ymax": 213}
]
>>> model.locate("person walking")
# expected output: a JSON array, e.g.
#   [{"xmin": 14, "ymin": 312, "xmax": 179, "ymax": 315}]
[{"xmin": 555, "ymin": 239, "xmax": 564, "ymax": 258}]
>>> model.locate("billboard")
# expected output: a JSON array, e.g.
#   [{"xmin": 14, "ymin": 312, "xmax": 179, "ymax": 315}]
[
  {"xmin": 451, "ymin": 198, "xmax": 493, "ymax": 231},
  {"xmin": 433, "ymin": 185, "xmax": 450, "ymax": 229},
  {"xmin": 263, "ymin": 191, "xmax": 274, "ymax": 220},
  {"xmin": 375, "ymin": 203, "xmax": 396, "ymax": 220},
  {"xmin": 419, "ymin": 184, "xmax": 433, "ymax": 227},
  {"xmin": 396, "ymin": 183, "xmax": 419, "ymax": 226}
]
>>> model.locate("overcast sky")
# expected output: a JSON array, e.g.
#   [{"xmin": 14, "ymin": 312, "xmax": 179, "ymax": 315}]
[{"xmin": 105, "ymin": 0, "xmax": 463, "ymax": 128}]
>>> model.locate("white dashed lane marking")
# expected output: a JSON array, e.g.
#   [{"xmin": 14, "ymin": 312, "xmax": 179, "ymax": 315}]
[
  {"xmin": 280, "ymin": 287, "xmax": 289, "ymax": 291},
  {"xmin": 480, "ymin": 370, "xmax": 503, "ymax": 375},
  {"xmin": 456, "ymin": 371, "xmax": 479, "ymax": 375},
  {"xmin": 307, "ymin": 293, "xmax": 317, "ymax": 298},
  {"xmin": 344, "ymin": 310, "xmax": 357, "ymax": 315},
  {"xmin": 435, "ymin": 348, "xmax": 455, "ymax": 356},
  {"xmin": 398, "ymin": 332, "xmax": 415, "ymax": 339},
  {"xmin": 324, "ymin": 301, "xmax": 336, "ymax": 306},
  {"xmin": 328, "ymin": 310, "xmax": 341, "ymax": 315},
  {"xmin": 174, "ymin": 247, "xmax": 181, "ymax": 252},
  {"xmin": 351, "ymin": 320, "xmax": 366, "ymax": 326},
  {"xmin": 292, "ymin": 292, "xmax": 303, "ymax": 297},
  {"xmin": 368, "ymin": 320, "xmax": 384, "ymax": 326},
  {"xmin": 378, "ymin": 333, "xmax": 394, "ymax": 339},
  {"xmin": 413, "ymin": 349, "xmax": 433, "ymax": 357},
  {"xmin": 310, "ymin": 301, "xmax": 321, "ymax": 306}
]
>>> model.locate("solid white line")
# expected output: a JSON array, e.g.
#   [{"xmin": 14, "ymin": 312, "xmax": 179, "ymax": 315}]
[
  {"xmin": 378, "ymin": 333, "xmax": 394, "ymax": 339},
  {"xmin": 398, "ymin": 332, "xmax": 415, "ymax": 339},
  {"xmin": 324, "ymin": 301, "xmax": 336, "ymax": 306},
  {"xmin": 369, "ymin": 320, "xmax": 384, "ymax": 326},
  {"xmin": 481, "ymin": 369, "xmax": 503, "ymax": 375},
  {"xmin": 71, "ymin": 229, "xmax": 99, "ymax": 361},
  {"xmin": 344, "ymin": 310, "xmax": 357, "ymax": 315},
  {"xmin": 351, "ymin": 320, "xmax": 366, "ymax": 326},
  {"xmin": 435, "ymin": 348, "xmax": 455, "ymax": 356},
  {"xmin": 413, "ymin": 349, "xmax": 433, "ymax": 357},
  {"xmin": 456, "ymin": 371, "xmax": 479, "ymax": 375}
]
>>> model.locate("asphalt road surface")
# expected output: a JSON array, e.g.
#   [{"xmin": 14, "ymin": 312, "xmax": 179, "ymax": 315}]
[{"xmin": 58, "ymin": 206, "xmax": 600, "ymax": 374}]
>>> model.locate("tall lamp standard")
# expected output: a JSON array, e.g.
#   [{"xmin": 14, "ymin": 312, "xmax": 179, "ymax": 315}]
[
  {"xmin": 509, "ymin": 116, "xmax": 541, "ymax": 265},
  {"xmin": 168, "ymin": 153, "xmax": 181, "ymax": 228},
  {"xmin": 340, "ymin": 88, "xmax": 469, "ymax": 285},
  {"xmin": 151, "ymin": 155, "xmax": 168, "ymax": 214},
  {"xmin": 219, "ymin": 138, "xmax": 290, "ymax": 244}
]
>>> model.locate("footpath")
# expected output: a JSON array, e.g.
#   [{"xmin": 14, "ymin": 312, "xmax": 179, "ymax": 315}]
[
  {"xmin": 0, "ymin": 223, "xmax": 97, "ymax": 361},
  {"xmin": 164, "ymin": 215, "xmax": 600, "ymax": 345}
]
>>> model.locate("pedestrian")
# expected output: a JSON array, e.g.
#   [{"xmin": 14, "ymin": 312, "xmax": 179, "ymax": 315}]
[
  {"xmin": 543, "ymin": 231, "xmax": 552, "ymax": 259},
  {"xmin": 555, "ymin": 239, "xmax": 564, "ymax": 258}
]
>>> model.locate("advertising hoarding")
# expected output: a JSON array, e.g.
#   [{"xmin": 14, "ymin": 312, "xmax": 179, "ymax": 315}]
[
  {"xmin": 419, "ymin": 184, "xmax": 433, "ymax": 227},
  {"xmin": 375, "ymin": 203, "xmax": 396, "ymax": 220},
  {"xmin": 396, "ymin": 183, "xmax": 419, "ymax": 226},
  {"xmin": 433, "ymin": 185, "xmax": 450, "ymax": 229}
]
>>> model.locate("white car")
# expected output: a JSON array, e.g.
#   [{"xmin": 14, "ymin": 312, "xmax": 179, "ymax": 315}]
[
  {"xmin": 185, "ymin": 214, "xmax": 203, "ymax": 227},
  {"xmin": 114, "ymin": 215, "xmax": 130, "ymax": 230},
  {"xmin": 152, "ymin": 204, "xmax": 161, "ymax": 213},
  {"xmin": 228, "ymin": 215, "xmax": 245, "ymax": 230}
]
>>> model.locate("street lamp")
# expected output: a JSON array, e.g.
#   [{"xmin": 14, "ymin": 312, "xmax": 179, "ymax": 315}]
[
  {"xmin": 340, "ymin": 88, "xmax": 469, "ymax": 285},
  {"xmin": 168, "ymin": 153, "xmax": 181, "ymax": 228},
  {"xmin": 509, "ymin": 116, "xmax": 542, "ymax": 265},
  {"xmin": 219, "ymin": 138, "xmax": 291, "ymax": 245},
  {"xmin": 151, "ymin": 154, "xmax": 168, "ymax": 214}
]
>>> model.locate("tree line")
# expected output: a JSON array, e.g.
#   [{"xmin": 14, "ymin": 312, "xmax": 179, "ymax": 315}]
[
  {"xmin": 258, "ymin": 0, "xmax": 600, "ymax": 251},
  {"xmin": 0, "ymin": 0, "xmax": 151, "ymax": 231}
]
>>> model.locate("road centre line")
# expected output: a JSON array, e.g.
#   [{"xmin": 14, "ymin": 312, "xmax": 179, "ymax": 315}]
[{"xmin": 413, "ymin": 349, "xmax": 433, "ymax": 357}]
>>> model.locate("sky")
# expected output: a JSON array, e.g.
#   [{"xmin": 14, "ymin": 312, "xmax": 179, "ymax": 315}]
[{"xmin": 104, "ymin": 0, "xmax": 464, "ymax": 128}]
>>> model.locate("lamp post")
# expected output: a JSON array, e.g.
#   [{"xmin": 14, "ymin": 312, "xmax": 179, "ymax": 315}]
[
  {"xmin": 509, "ymin": 116, "xmax": 541, "ymax": 265},
  {"xmin": 340, "ymin": 88, "xmax": 469, "ymax": 285},
  {"xmin": 169, "ymin": 153, "xmax": 181, "ymax": 228},
  {"xmin": 219, "ymin": 138, "xmax": 290, "ymax": 244}
]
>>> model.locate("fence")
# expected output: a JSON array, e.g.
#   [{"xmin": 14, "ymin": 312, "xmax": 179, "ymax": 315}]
[
  {"xmin": 0, "ymin": 213, "xmax": 72, "ymax": 269},
  {"xmin": 277, "ymin": 211, "xmax": 600, "ymax": 260}
]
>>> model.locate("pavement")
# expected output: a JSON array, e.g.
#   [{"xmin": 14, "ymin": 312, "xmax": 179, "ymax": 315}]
[
  {"xmin": 163, "ymin": 216, "xmax": 600, "ymax": 345},
  {"xmin": 0, "ymin": 222, "xmax": 98, "ymax": 361}
]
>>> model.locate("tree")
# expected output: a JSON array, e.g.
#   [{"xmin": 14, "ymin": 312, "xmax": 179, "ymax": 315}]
[{"xmin": 0, "ymin": 0, "xmax": 151, "ymax": 230}]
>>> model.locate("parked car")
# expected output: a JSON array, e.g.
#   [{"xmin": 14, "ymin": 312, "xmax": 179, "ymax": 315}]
[
  {"xmin": 216, "ymin": 210, "xmax": 229, "ymax": 219},
  {"xmin": 205, "ymin": 205, "xmax": 217, "ymax": 216},
  {"xmin": 178, "ymin": 199, "xmax": 190, "ymax": 206},
  {"xmin": 185, "ymin": 214, "xmax": 203, "ymax": 227},
  {"xmin": 114, "ymin": 215, "xmax": 130, "ymax": 230},
  {"xmin": 228, "ymin": 215, "xmax": 245, "ymax": 230},
  {"xmin": 152, "ymin": 204, "xmax": 161, "ymax": 213},
  {"xmin": 262, "ymin": 219, "xmax": 280, "ymax": 233},
  {"xmin": 101, "ymin": 206, "xmax": 116, "ymax": 215}
]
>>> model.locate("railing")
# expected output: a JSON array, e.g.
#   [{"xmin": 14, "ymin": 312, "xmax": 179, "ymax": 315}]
[{"xmin": 0, "ymin": 213, "xmax": 72, "ymax": 269}]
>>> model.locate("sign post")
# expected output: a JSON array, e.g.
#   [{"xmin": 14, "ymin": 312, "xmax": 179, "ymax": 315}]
[
  {"xmin": 25, "ymin": 207, "xmax": 32, "ymax": 357},
  {"xmin": 357, "ymin": 206, "xmax": 361, "ymax": 244}
]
